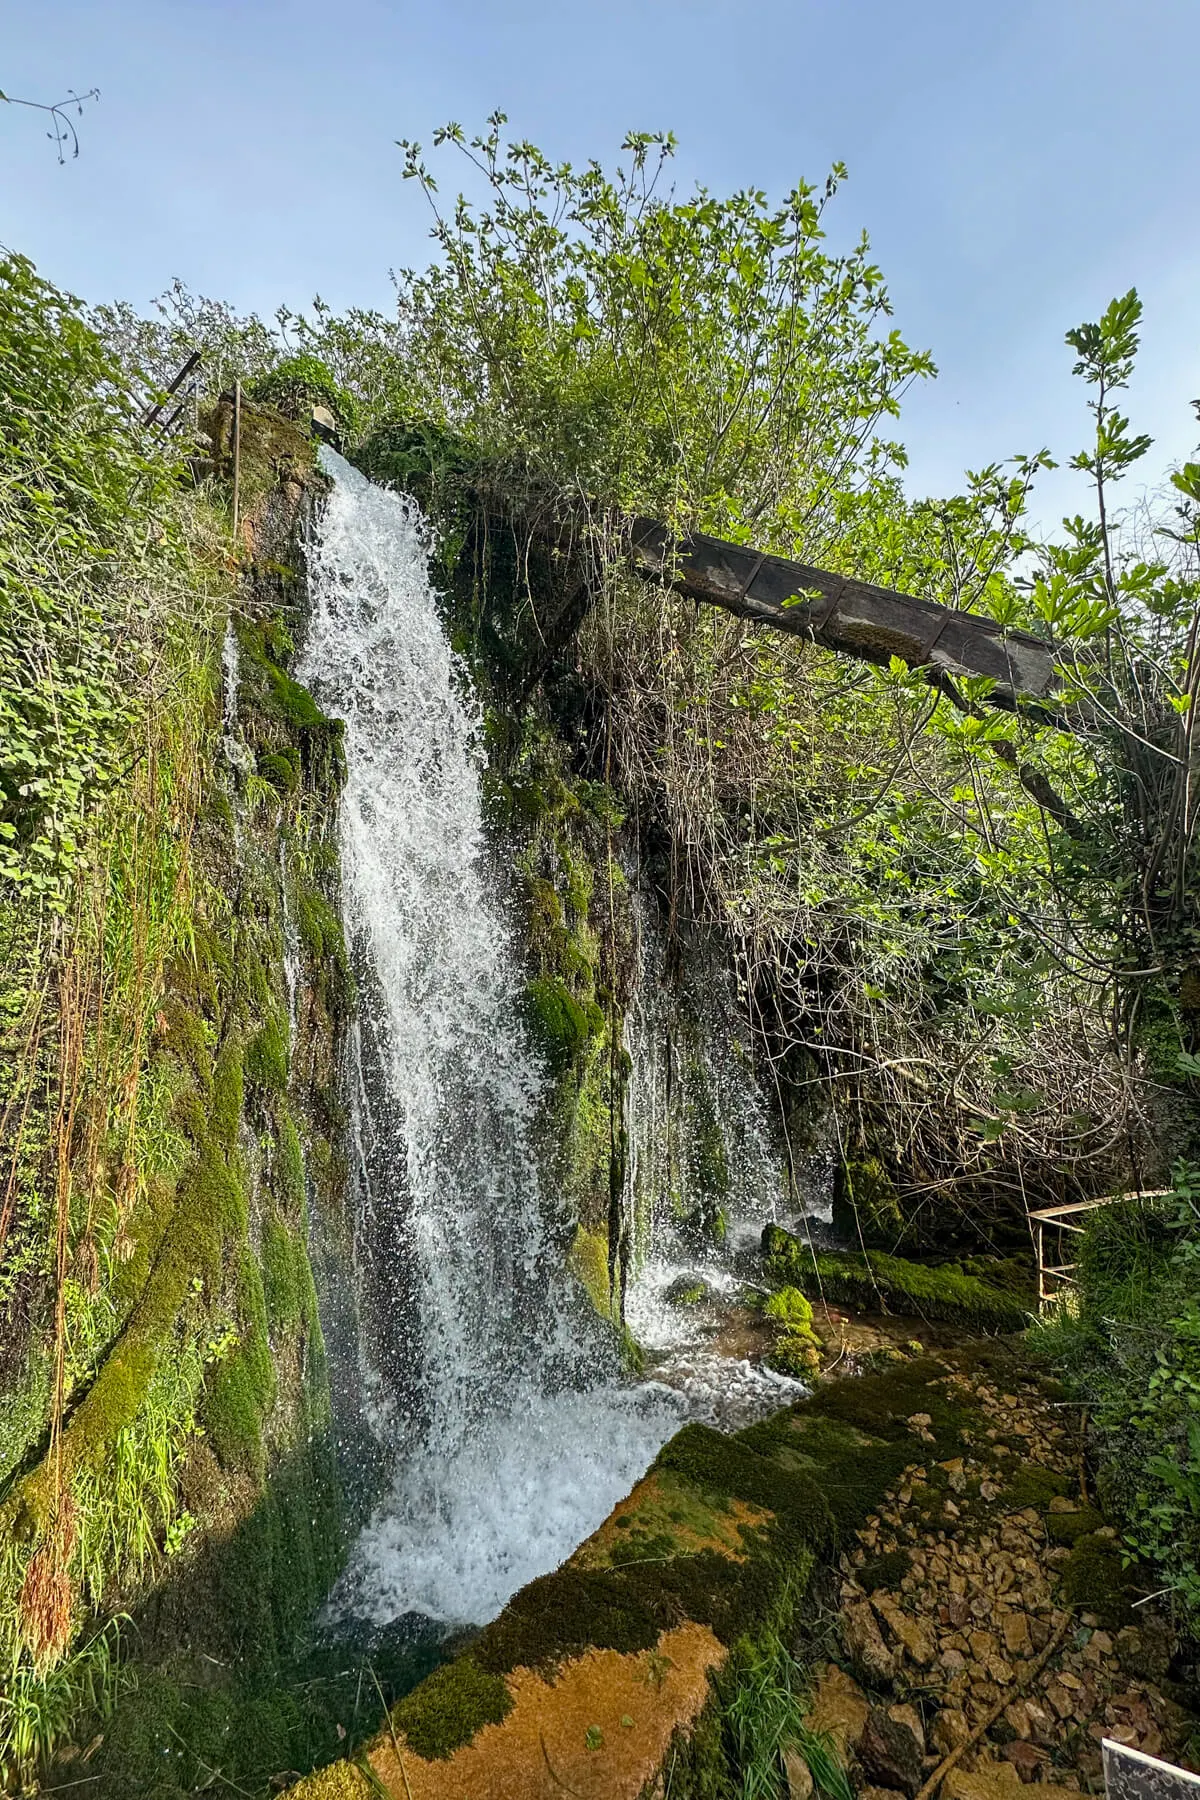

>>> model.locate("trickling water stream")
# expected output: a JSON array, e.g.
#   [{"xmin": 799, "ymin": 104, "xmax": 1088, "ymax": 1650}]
[
  {"xmin": 622, "ymin": 885, "xmax": 816, "ymax": 1428},
  {"xmin": 299, "ymin": 452, "xmax": 684, "ymax": 1631}
]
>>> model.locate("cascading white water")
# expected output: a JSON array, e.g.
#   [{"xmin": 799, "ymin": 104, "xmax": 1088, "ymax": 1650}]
[
  {"xmin": 621, "ymin": 884, "xmax": 820, "ymax": 1424},
  {"xmin": 298, "ymin": 451, "xmax": 683, "ymax": 1630}
]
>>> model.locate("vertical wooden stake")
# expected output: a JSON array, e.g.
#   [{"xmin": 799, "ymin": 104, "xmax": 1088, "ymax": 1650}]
[{"xmin": 231, "ymin": 378, "xmax": 242, "ymax": 543}]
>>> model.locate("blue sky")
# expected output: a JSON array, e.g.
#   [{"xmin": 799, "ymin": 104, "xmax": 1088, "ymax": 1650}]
[{"xmin": 3, "ymin": 0, "xmax": 1197, "ymax": 532}]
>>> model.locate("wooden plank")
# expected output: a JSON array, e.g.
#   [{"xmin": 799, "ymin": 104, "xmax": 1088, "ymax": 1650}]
[
  {"xmin": 1028, "ymin": 1189, "xmax": 1171, "ymax": 1223},
  {"xmin": 629, "ymin": 517, "xmax": 1060, "ymax": 711}
]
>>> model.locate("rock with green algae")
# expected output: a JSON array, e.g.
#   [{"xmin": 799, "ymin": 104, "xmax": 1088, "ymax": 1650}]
[
  {"xmin": 665, "ymin": 1275, "xmax": 712, "ymax": 1307},
  {"xmin": 762, "ymin": 1228, "xmax": 1029, "ymax": 1330},
  {"xmin": 762, "ymin": 1286, "xmax": 814, "ymax": 1333},
  {"xmin": 762, "ymin": 1283, "xmax": 822, "ymax": 1376}
]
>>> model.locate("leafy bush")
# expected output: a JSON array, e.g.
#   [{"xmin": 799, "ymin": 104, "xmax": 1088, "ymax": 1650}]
[
  {"xmin": 0, "ymin": 254, "xmax": 186, "ymax": 901},
  {"xmin": 1037, "ymin": 1165, "xmax": 1200, "ymax": 1631},
  {"xmin": 249, "ymin": 352, "xmax": 358, "ymax": 433}
]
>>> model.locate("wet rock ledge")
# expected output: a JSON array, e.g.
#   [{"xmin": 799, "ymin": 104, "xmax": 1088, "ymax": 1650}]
[{"xmin": 283, "ymin": 1345, "xmax": 1197, "ymax": 1799}]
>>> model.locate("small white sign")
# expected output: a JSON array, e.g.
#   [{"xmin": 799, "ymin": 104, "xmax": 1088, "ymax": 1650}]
[{"xmin": 1104, "ymin": 1738, "xmax": 1200, "ymax": 1800}]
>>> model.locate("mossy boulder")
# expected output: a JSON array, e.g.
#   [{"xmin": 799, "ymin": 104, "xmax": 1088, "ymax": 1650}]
[
  {"xmin": 763, "ymin": 1228, "xmax": 1029, "ymax": 1330},
  {"xmin": 762, "ymin": 1286, "xmax": 814, "ymax": 1333},
  {"xmin": 665, "ymin": 1275, "xmax": 712, "ymax": 1308}
]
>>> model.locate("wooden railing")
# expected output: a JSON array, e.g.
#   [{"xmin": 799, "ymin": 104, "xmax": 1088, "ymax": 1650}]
[{"xmin": 1030, "ymin": 1190, "xmax": 1171, "ymax": 1308}]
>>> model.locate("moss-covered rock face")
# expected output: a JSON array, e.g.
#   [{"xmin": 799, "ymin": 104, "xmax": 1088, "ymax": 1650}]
[
  {"xmin": 762, "ymin": 1227, "xmax": 1032, "ymax": 1331},
  {"xmin": 0, "ymin": 408, "xmax": 364, "ymax": 1795}
]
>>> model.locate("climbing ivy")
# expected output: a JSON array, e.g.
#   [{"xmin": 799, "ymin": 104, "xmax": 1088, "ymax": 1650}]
[{"xmin": 0, "ymin": 254, "xmax": 190, "ymax": 902}]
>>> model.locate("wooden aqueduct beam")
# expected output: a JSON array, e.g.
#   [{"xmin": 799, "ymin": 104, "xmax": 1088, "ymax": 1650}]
[{"xmin": 628, "ymin": 517, "xmax": 1060, "ymax": 713}]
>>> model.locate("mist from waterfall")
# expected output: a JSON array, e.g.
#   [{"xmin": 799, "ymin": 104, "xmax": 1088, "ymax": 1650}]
[{"xmin": 298, "ymin": 450, "xmax": 682, "ymax": 1630}]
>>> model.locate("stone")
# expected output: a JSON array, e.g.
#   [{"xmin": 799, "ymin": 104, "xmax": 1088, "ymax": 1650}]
[
  {"xmin": 808, "ymin": 1665, "xmax": 871, "ymax": 1754},
  {"xmin": 859, "ymin": 1707, "xmax": 924, "ymax": 1797},
  {"xmin": 931, "ymin": 1709, "xmax": 972, "ymax": 1755},
  {"xmin": 843, "ymin": 1603, "xmax": 898, "ymax": 1684},
  {"xmin": 784, "ymin": 1746, "xmax": 814, "ymax": 1800},
  {"xmin": 1045, "ymin": 1681, "xmax": 1075, "ymax": 1720},
  {"xmin": 888, "ymin": 1704, "xmax": 926, "ymax": 1754},
  {"xmin": 1001, "ymin": 1740, "xmax": 1048, "ymax": 1782},
  {"xmin": 944, "ymin": 1758, "xmax": 1025, "ymax": 1800},
  {"xmin": 873, "ymin": 1593, "xmax": 936, "ymax": 1666},
  {"xmin": 1003, "ymin": 1700, "xmax": 1031, "ymax": 1738}
]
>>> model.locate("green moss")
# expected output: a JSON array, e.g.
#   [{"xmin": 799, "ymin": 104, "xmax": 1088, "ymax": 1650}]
[
  {"xmin": 263, "ymin": 1212, "xmax": 302, "ymax": 1331},
  {"xmin": 665, "ymin": 1277, "xmax": 710, "ymax": 1308},
  {"xmin": 248, "ymin": 1014, "xmax": 290, "ymax": 1092},
  {"xmin": 286, "ymin": 1766, "xmax": 376, "ymax": 1799},
  {"xmin": 278, "ymin": 1112, "xmax": 307, "ymax": 1210},
  {"xmin": 235, "ymin": 617, "xmax": 335, "ymax": 731},
  {"xmin": 1044, "ymin": 1504, "xmax": 1105, "ymax": 1545},
  {"xmin": 472, "ymin": 1549, "xmax": 784, "ymax": 1678},
  {"xmin": 654, "ymin": 1422, "xmax": 834, "ymax": 1555},
  {"xmin": 763, "ymin": 1228, "xmax": 1028, "ymax": 1329},
  {"xmin": 1003, "ymin": 1461, "xmax": 1071, "ymax": 1510},
  {"xmin": 260, "ymin": 748, "xmax": 301, "ymax": 794},
  {"xmin": 766, "ymin": 1334, "xmax": 820, "ymax": 1378},
  {"xmin": 1060, "ymin": 1533, "xmax": 1137, "ymax": 1627},
  {"xmin": 568, "ymin": 1225, "xmax": 613, "ymax": 1319},
  {"xmin": 211, "ymin": 1040, "xmax": 246, "ymax": 1150},
  {"xmin": 158, "ymin": 996, "xmax": 214, "ymax": 1088},
  {"xmin": 297, "ymin": 888, "xmax": 353, "ymax": 1011},
  {"xmin": 203, "ymin": 1253, "xmax": 275, "ymax": 1478},
  {"xmin": 762, "ymin": 1287, "xmax": 814, "ymax": 1333},
  {"xmin": 859, "ymin": 1548, "xmax": 912, "ymax": 1592},
  {"xmin": 391, "ymin": 1657, "xmax": 513, "ymax": 1760},
  {"xmin": 53, "ymin": 1342, "xmax": 158, "ymax": 1494},
  {"xmin": 522, "ymin": 974, "xmax": 593, "ymax": 1075},
  {"xmin": 204, "ymin": 1350, "xmax": 266, "ymax": 1479}
]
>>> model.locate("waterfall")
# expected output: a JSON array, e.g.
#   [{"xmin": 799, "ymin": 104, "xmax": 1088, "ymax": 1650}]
[
  {"xmin": 298, "ymin": 451, "xmax": 681, "ymax": 1631},
  {"xmin": 621, "ymin": 884, "xmax": 822, "ymax": 1426}
]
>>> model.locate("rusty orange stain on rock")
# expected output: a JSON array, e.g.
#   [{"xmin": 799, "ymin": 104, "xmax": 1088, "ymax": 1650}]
[{"xmin": 367, "ymin": 1623, "xmax": 724, "ymax": 1800}]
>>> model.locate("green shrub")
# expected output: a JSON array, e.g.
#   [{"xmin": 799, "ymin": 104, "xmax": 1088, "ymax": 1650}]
[
  {"xmin": 1035, "ymin": 1166, "xmax": 1200, "ymax": 1630},
  {"xmin": 249, "ymin": 353, "xmax": 358, "ymax": 433}
]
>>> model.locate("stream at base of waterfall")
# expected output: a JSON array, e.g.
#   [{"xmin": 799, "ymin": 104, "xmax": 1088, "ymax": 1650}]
[{"xmin": 298, "ymin": 451, "xmax": 825, "ymax": 1638}]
